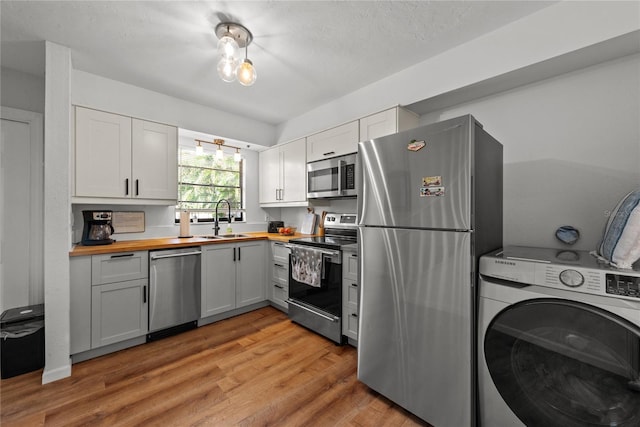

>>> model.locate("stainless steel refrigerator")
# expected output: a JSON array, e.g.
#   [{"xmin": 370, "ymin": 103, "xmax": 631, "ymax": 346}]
[{"xmin": 357, "ymin": 114, "xmax": 503, "ymax": 427}]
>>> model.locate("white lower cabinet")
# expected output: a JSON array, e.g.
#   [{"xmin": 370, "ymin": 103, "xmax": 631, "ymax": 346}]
[
  {"xmin": 342, "ymin": 249, "xmax": 359, "ymax": 343},
  {"xmin": 70, "ymin": 251, "xmax": 149, "ymax": 355},
  {"xmin": 268, "ymin": 241, "xmax": 290, "ymax": 310},
  {"xmin": 91, "ymin": 278, "xmax": 148, "ymax": 348},
  {"xmin": 201, "ymin": 241, "xmax": 266, "ymax": 318}
]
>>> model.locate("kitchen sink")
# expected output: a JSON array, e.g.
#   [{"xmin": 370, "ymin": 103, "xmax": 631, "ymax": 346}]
[{"xmin": 199, "ymin": 234, "xmax": 252, "ymax": 239}]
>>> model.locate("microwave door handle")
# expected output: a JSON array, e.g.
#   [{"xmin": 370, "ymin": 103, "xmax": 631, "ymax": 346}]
[{"xmin": 338, "ymin": 160, "xmax": 345, "ymax": 195}]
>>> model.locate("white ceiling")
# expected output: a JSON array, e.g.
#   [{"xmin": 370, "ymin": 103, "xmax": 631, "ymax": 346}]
[{"xmin": 1, "ymin": 1, "xmax": 556, "ymax": 125}]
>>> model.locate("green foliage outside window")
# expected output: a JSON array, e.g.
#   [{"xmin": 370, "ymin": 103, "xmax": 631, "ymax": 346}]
[{"xmin": 177, "ymin": 147, "xmax": 244, "ymax": 221}]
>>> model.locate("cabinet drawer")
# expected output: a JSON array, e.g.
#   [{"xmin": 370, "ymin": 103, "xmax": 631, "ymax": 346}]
[
  {"xmin": 271, "ymin": 242, "xmax": 290, "ymax": 264},
  {"xmin": 345, "ymin": 280, "xmax": 358, "ymax": 305},
  {"xmin": 343, "ymin": 305, "xmax": 359, "ymax": 339},
  {"xmin": 272, "ymin": 282, "xmax": 288, "ymax": 304},
  {"xmin": 92, "ymin": 251, "xmax": 148, "ymax": 285},
  {"xmin": 272, "ymin": 261, "xmax": 288, "ymax": 284},
  {"xmin": 344, "ymin": 251, "xmax": 358, "ymax": 279}
]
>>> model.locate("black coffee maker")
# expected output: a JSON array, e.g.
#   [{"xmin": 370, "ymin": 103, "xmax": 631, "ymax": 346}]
[{"xmin": 81, "ymin": 210, "xmax": 115, "ymax": 245}]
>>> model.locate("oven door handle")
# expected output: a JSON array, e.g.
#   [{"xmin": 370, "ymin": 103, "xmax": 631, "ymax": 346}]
[
  {"xmin": 284, "ymin": 244, "xmax": 340, "ymax": 258},
  {"xmin": 287, "ymin": 299, "xmax": 339, "ymax": 323}
]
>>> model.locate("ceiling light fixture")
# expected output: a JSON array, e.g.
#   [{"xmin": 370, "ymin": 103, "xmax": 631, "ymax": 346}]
[
  {"xmin": 195, "ymin": 138, "xmax": 243, "ymax": 162},
  {"xmin": 215, "ymin": 22, "xmax": 256, "ymax": 86}
]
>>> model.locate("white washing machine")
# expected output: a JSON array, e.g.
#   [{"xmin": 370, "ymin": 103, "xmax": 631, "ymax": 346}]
[{"xmin": 478, "ymin": 246, "xmax": 640, "ymax": 427}]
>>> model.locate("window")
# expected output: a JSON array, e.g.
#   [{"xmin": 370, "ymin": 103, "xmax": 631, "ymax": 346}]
[{"xmin": 176, "ymin": 146, "xmax": 244, "ymax": 222}]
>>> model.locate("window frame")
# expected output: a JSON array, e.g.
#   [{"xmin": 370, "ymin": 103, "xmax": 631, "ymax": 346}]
[{"xmin": 175, "ymin": 144, "xmax": 245, "ymax": 223}]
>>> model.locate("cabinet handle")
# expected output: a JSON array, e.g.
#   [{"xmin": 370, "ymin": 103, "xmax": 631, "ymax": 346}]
[
  {"xmin": 351, "ymin": 254, "xmax": 358, "ymax": 258},
  {"xmin": 125, "ymin": 178, "xmax": 129, "ymax": 196},
  {"xmin": 274, "ymin": 263, "xmax": 285, "ymax": 268},
  {"xmin": 351, "ymin": 283, "xmax": 358, "ymax": 287},
  {"xmin": 143, "ymin": 285, "xmax": 147, "ymax": 303},
  {"xmin": 111, "ymin": 253, "xmax": 134, "ymax": 258},
  {"xmin": 274, "ymin": 284, "xmax": 284, "ymax": 289},
  {"xmin": 351, "ymin": 313, "xmax": 358, "ymax": 318},
  {"xmin": 233, "ymin": 247, "xmax": 236, "ymax": 262},
  {"xmin": 323, "ymin": 151, "xmax": 335, "ymax": 156},
  {"xmin": 238, "ymin": 247, "xmax": 241, "ymax": 261},
  {"xmin": 135, "ymin": 179, "xmax": 139, "ymax": 196}
]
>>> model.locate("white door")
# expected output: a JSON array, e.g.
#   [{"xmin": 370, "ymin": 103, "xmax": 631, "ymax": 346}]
[{"xmin": 0, "ymin": 108, "xmax": 44, "ymax": 312}]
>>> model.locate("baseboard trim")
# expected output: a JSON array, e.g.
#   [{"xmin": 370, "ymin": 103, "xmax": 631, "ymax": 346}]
[{"xmin": 41, "ymin": 360, "xmax": 72, "ymax": 384}]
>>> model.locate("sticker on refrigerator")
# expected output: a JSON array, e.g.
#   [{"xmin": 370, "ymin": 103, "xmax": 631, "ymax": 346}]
[
  {"xmin": 407, "ymin": 139, "xmax": 426, "ymax": 152},
  {"xmin": 420, "ymin": 186, "xmax": 445, "ymax": 197},
  {"xmin": 422, "ymin": 176, "xmax": 442, "ymax": 187}
]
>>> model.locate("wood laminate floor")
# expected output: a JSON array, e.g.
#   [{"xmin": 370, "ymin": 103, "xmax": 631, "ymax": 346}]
[{"xmin": 1, "ymin": 307, "xmax": 429, "ymax": 426}]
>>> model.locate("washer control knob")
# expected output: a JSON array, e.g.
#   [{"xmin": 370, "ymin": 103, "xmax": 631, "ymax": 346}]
[{"xmin": 559, "ymin": 269, "xmax": 584, "ymax": 287}]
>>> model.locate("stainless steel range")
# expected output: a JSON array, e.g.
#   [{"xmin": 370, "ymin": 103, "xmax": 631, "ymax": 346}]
[{"xmin": 287, "ymin": 213, "xmax": 357, "ymax": 344}]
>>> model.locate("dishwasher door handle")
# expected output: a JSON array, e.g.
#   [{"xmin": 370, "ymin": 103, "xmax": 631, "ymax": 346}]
[{"xmin": 150, "ymin": 250, "xmax": 202, "ymax": 260}]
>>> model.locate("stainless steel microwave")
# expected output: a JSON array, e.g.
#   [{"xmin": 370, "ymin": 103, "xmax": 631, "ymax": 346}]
[{"xmin": 307, "ymin": 153, "xmax": 357, "ymax": 199}]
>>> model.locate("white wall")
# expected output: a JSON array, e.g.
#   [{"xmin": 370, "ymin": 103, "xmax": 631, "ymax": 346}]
[
  {"xmin": 276, "ymin": 1, "xmax": 640, "ymax": 143},
  {"xmin": 420, "ymin": 54, "xmax": 640, "ymax": 251},
  {"xmin": 71, "ymin": 70, "xmax": 276, "ymax": 147},
  {"xmin": 0, "ymin": 67, "xmax": 45, "ymax": 114},
  {"xmin": 42, "ymin": 41, "xmax": 72, "ymax": 384}
]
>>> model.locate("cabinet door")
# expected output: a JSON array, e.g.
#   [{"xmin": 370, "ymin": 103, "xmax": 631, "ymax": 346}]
[
  {"xmin": 359, "ymin": 108, "xmax": 398, "ymax": 141},
  {"xmin": 306, "ymin": 121, "xmax": 359, "ymax": 162},
  {"xmin": 91, "ymin": 279, "xmax": 148, "ymax": 348},
  {"xmin": 201, "ymin": 244, "xmax": 236, "ymax": 317},
  {"xmin": 281, "ymin": 138, "xmax": 307, "ymax": 202},
  {"xmin": 259, "ymin": 146, "xmax": 281, "ymax": 203},
  {"xmin": 132, "ymin": 119, "xmax": 177, "ymax": 200},
  {"xmin": 75, "ymin": 107, "xmax": 132, "ymax": 198},
  {"xmin": 70, "ymin": 256, "xmax": 92, "ymax": 354},
  {"xmin": 236, "ymin": 242, "xmax": 266, "ymax": 307}
]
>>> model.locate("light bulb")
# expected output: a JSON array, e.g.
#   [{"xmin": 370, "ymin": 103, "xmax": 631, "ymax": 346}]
[
  {"xmin": 216, "ymin": 146, "xmax": 224, "ymax": 160},
  {"xmin": 195, "ymin": 143, "xmax": 203, "ymax": 155},
  {"xmin": 234, "ymin": 150, "xmax": 241, "ymax": 162},
  {"xmin": 236, "ymin": 59, "xmax": 256, "ymax": 86},
  {"xmin": 217, "ymin": 57, "xmax": 238, "ymax": 82},
  {"xmin": 217, "ymin": 34, "xmax": 239, "ymax": 59}
]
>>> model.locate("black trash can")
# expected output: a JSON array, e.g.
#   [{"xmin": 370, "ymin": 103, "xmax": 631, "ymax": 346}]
[{"xmin": 1, "ymin": 304, "xmax": 45, "ymax": 379}]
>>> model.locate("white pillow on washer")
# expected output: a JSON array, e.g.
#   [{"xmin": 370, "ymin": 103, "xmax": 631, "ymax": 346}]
[{"xmin": 595, "ymin": 190, "xmax": 640, "ymax": 269}]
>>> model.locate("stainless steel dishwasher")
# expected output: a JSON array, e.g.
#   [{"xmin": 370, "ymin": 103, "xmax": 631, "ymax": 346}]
[{"xmin": 148, "ymin": 247, "xmax": 201, "ymax": 341}]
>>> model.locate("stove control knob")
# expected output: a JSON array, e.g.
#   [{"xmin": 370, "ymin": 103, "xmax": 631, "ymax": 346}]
[{"xmin": 559, "ymin": 269, "xmax": 584, "ymax": 287}]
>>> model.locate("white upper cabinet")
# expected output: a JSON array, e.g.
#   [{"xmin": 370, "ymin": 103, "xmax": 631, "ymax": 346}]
[
  {"xmin": 74, "ymin": 106, "xmax": 177, "ymax": 203},
  {"xmin": 306, "ymin": 120, "xmax": 359, "ymax": 162},
  {"xmin": 131, "ymin": 118, "xmax": 177, "ymax": 200},
  {"xmin": 359, "ymin": 106, "xmax": 419, "ymax": 142},
  {"xmin": 75, "ymin": 107, "xmax": 132, "ymax": 198},
  {"xmin": 259, "ymin": 138, "xmax": 307, "ymax": 206}
]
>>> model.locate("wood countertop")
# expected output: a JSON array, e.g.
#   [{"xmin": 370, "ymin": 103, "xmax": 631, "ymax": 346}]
[{"xmin": 69, "ymin": 232, "xmax": 313, "ymax": 257}]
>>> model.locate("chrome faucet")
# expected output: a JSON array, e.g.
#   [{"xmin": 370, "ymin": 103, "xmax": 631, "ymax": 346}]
[{"xmin": 214, "ymin": 199, "xmax": 232, "ymax": 236}]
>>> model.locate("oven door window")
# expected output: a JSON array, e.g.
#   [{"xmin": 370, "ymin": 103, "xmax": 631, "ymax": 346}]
[
  {"xmin": 289, "ymin": 253, "xmax": 342, "ymax": 317},
  {"xmin": 484, "ymin": 298, "xmax": 640, "ymax": 427},
  {"xmin": 308, "ymin": 167, "xmax": 338, "ymax": 193}
]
